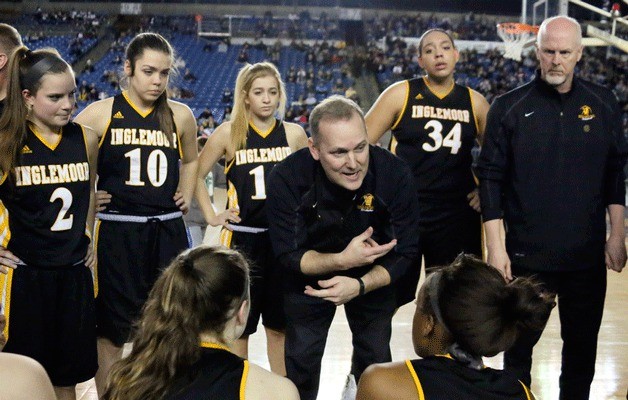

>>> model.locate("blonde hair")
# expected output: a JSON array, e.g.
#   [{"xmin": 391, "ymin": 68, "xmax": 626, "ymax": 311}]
[{"xmin": 230, "ymin": 62, "xmax": 286, "ymax": 151}]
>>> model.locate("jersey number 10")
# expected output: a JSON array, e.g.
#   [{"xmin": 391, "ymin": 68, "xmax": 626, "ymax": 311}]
[{"xmin": 124, "ymin": 148, "xmax": 168, "ymax": 187}]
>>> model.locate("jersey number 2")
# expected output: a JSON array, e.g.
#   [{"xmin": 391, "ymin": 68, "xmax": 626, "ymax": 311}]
[
  {"xmin": 125, "ymin": 148, "xmax": 168, "ymax": 187},
  {"xmin": 422, "ymin": 120, "xmax": 462, "ymax": 154},
  {"xmin": 50, "ymin": 187, "xmax": 73, "ymax": 231}
]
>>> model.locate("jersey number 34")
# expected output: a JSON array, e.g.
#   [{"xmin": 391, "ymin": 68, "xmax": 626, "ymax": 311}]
[{"xmin": 422, "ymin": 120, "xmax": 462, "ymax": 154}]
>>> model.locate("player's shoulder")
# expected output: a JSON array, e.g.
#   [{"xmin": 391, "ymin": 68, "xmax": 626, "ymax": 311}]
[
  {"xmin": 245, "ymin": 363, "xmax": 299, "ymax": 400},
  {"xmin": 75, "ymin": 97, "xmax": 114, "ymax": 119},
  {"xmin": 167, "ymin": 99, "xmax": 195, "ymax": 118}
]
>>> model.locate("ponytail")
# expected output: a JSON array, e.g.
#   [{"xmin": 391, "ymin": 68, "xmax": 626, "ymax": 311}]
[
  {"xmin": 437, "ymin": 254, "xmax": 555, "ymax": 357},
  {"xmin": 0, "ymin": 46, "xmax": 69, "ymax": 178},
  {"xmin": 103, "ymin": 246, "xmax": 250, "ymax": 400}
]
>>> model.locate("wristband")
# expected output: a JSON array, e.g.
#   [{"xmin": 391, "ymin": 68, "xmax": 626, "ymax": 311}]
[{"xmin": 356, "ymin": 277, "xmax": 365, "ymax": 296}]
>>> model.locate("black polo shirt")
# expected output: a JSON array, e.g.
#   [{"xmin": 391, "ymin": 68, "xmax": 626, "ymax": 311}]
[{"xmin": 267, "ymin": 145, "xmax": 420, "ymax": 289}]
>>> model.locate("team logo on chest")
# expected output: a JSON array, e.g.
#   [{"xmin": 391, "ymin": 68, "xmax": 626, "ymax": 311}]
[
  {"xmin": 578, "ymin": 105, "xmax": 595, "ymax": 121},
  {"xmin": 357, "ymin": 194, "xmax": 375, "ymax": 212}
]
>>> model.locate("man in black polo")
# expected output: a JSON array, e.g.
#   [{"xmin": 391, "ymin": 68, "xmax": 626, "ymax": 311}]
[{"xmin": 267, "ymin": 95, "xmax": 419, "ymax": 400}]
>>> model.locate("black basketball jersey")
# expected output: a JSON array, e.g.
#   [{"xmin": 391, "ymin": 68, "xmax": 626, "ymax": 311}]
[
  {"xmin": 225, "ymin": 120, "xmax": 291, "ymax": 228},
  {"xmin": 406, "ymin": 357, "xmax": 533, "ymax": 400},
  {"xmin": 165, "ymin": 343, "xmax": 248, "ymax": 400},
  {"xmin": 98, "ymin": 92, "xmax": 182, "ymax": 215},
  {"xmin": 0, "ymin": 122, "xmax": 91, "ymax": 267},
  {"xmin": 391, "ymin": 78, "xmax": 479, "ymax": 199}
]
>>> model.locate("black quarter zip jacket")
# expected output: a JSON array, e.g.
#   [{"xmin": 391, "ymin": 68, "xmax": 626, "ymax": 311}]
[{"xmin": 478, "ymin": 72, "xmax": 627, "ymax": 271}]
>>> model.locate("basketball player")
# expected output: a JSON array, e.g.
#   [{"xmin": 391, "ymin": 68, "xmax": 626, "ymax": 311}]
[
  {"xmin": 74, "ymin": 32, "xmax": 198, "ymax": 394},
  {"xmin": 0, "ymin": 23, "xmax": 22, "ymax": 115},
  {"xmin": 356, "ymin": 254, "xmax": 554, "ymax": 400},
  {"xmin": 0, "ymin": 47, "xmax": 99, "ymax": 400},
  {"xmin": 195, "ymin": 62, "xmax": 307, "ymax": 375},
  {"xmin": 103, "ymin": 246, "xmax": 298, "ymax": 400},
  {"xmin": 365, "ymin": 29, "xmax": 490, "ymax": 305}
]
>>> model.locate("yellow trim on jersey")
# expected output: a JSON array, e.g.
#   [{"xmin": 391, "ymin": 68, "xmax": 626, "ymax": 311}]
[
  {"xmin": 0, "ymin": 202, "xmax": 10, "ymax": 248},
  {"xmin": 200, "ymin": 341, "xmax": 231, "ymax": 352},
  {"xmin": 240, "ymin": 359, "xmax": 249, "ymax": 400},
  {"xmin": 423, "ymin": 76, "xmax": 455, "ymax": 100},
  {"xmin": 405, "ymin": 360, "xmax": 425, "ymax": 400},
  {"xmin": 224, "ymin": 158, "xmax": 236, "ymax": 175},
  {"xmin": 480, "ymin": 219, "xmax": 486, "ymax": 262},
  {"xmin": 30, "ymin": 123, "xmax": 62, "ymax": 151},
  {"xmin": 77, "ymin": 124, "xmax": 93, "ymax": 165},
  {"xmin": 390, "ymin": 80, "xmax": 410, "ymax": 131},
  {"xmin": 122, "ymin": 91, "xmax": 155, "ymax": 118},
  {"xmin": 99, "ymin": 118, "xmax": 112, "ymax": 148},
  {"xmin": 519, "ymin": 380, "xmax": 534, "ymax": 400},
  {"xmin": 226, "ymin": 181, "xmax": 239, "ymax": 211},
  {"xmin": 250, "ymin": 119, "xmax": 277, "ymax": 139},
  {"xmin": 0, "ymin": 171, "xmax": 7, "ymax": 186},
  {"xmin": 220, "ymin": 227, "xmax": 233, "ymax": 248},
  {"xmin": 1, "ymin": 268, "xmax": 13, "ymax": 342},
  {"xmin": 176, "ymin": 129, "xmax": 184, "ymax": 159},
  {"xmin": 468, "ymin": 88, "xmax": 480, "ymax": 134},
  {"xmin": 389, "ymin": 135, "xmax": 399, "ymax": 155},
  {"xmin": 93, "ymin": 219, "xmax": 101, "ymax": 298}
]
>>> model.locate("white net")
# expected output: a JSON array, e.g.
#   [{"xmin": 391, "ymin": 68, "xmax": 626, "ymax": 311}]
[{"xmin": 497, "ymin": 23, "xmax": 539, "ymax": 61}]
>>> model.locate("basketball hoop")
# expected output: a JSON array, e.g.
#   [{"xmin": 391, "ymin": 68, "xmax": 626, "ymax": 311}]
[{"xmin": 497, "ymin": 22, "xmax": 539, "ymax": 61}]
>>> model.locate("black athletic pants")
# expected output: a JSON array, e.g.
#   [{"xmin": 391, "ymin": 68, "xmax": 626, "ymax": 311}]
[
  {"xmin": 504, "ymin": 264, "xmax": 607, "ymax": 400},
  {"xmin": 284, "ymin": 285, "xmax": 396, "ymax": 400}
]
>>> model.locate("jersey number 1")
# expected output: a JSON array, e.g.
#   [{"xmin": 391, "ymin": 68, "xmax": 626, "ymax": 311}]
[
  {"xmin": 422, "ymin": 120, "xmax": 462, "ymax": 154},
  {"xmin": 249, "ymin": 165, "xmax": 266, "ymax": 200}
]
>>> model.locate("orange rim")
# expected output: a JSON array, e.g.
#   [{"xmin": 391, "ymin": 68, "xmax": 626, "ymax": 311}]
[{"xmin": 497, "ymin": 22, "xmax": 539, "ymax": 34}]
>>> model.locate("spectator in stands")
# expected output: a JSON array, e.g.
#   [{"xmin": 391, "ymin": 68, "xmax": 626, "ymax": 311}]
[
  {"xmin": 237, "ymin": 45, "xmax": 249, "ymax": 63},
  {"xmin": 102, "ymin": 246, "xmax": 299, "ymax": 400},
  {"xmin": 287, "ymin": 66, "xmax": 297, "ymax": 83},
  {"xmin": 304, "ymin": 91, "xmax": 317, "ymax": 106},
  {"xmin": 222, "ymin": 87, "xmax": 233, "ymax": 104},
  {"xmin": 84, "ymin": 58, "xmax": 94, "ymax": 73},
  {"xmin": 223, "ymin": 106, "xmax": 232, "ymax": 122},
  {"xmin": 183, "ymin": 68, "xmax": 197, "ymax": 82},
  {"xmin": 296, "ymin": 67, "xmax": 306, "ymax": 83},
  {"xmin": 356, "ymin": 254, "xmax": 553, "ymax": 400},
  {"xmin": 198, "ymin": 108, "xmax": 212, "ymax": 121}
]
